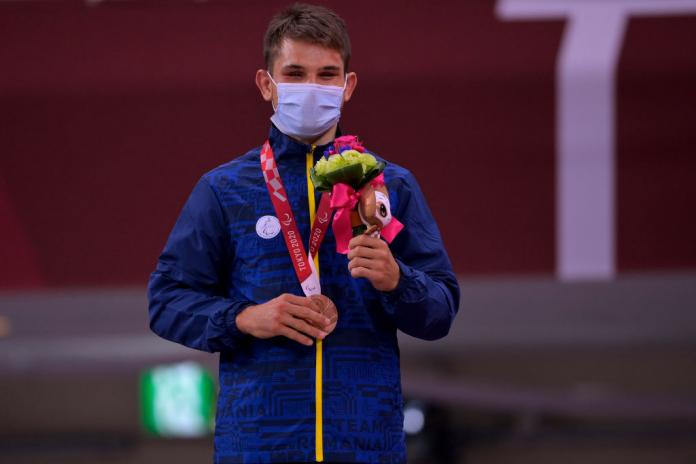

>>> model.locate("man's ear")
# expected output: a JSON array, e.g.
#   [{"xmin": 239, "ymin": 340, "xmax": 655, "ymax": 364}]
[
  {"xmin": 255, "ymin": 69, "xmax": 274, "ymax": 102},
  {"xmin": 343, "ymin": 72, "xmax": 358, "ymax": 103}
]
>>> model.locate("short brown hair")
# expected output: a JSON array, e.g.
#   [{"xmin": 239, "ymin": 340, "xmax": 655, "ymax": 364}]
[{"xmin": 264, "ymin": 3, "xmax": 352, "ymax": 72}]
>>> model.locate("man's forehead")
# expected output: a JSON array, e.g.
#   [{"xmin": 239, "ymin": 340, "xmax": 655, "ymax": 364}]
[{"xmin": 274, "ymin": 38, "xmax": 343, "ymax": 71}]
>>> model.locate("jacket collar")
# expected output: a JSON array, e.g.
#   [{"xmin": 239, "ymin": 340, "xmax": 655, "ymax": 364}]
[{"xmin": 268, "ymin": 123, "xmax": 342, "ymax": 161}]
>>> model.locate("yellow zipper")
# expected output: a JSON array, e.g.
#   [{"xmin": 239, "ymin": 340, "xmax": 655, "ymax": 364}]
[{"xmin": 306, "ymin": 146, "xmax": 324, "ymax": 462}]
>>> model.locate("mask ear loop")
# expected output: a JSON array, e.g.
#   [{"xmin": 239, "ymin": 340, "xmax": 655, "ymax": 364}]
[
  {"xmin": 267, "ymin": 71, "xmax": 279, "ymax": 111},
  {"xmin": 338, "ymin": 74, "xmax": 348, "ymax": 111}
]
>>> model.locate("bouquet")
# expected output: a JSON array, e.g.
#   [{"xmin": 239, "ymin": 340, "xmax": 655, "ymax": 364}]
[{"xmin": 311, "ymin": 135, "xmax": 403, "ymax": 254}]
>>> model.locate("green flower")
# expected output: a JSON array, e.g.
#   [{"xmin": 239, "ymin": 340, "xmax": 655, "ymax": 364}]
[
  {"xmin": 314, "ymin": 156, "xmax": 329, "ymax": 177},
  {"xmin": 358, "ymin": 152, "xmax": 377, "ymax": 173},
  {"xmin": 311, "ymin": 149, "xmax": 385, "ymax": 192},
  {"xmin": 327, "ymin": 153, "xmax": 349, "ymax": 171}
]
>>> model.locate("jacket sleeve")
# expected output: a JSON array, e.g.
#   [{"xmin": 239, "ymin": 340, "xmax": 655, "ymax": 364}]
[
  {"xmin": 147, "ymin": 177, "xmax": 253, "ymax": 353},
  {"xmin": 380, "ymin": 171, "xmax": 460, "ymax": 340}
]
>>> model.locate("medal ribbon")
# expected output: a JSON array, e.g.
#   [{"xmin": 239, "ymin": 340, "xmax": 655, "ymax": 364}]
[{"xmin": 260, "ymin": 140, "xmax": 332, "ymax": 295}]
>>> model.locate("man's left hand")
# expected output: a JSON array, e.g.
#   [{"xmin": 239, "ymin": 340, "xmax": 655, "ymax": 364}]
[{"xmin": 347, "ymin": 234, "xmax": 400, "ymax": 292}]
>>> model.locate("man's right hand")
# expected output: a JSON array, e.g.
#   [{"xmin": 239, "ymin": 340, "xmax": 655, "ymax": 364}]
[{"xmin": 235, "ymin": 293, "xmax": 333, "ymax": 346}]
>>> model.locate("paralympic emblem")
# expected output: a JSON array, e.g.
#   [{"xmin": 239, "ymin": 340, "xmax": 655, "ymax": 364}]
[{"xmin": 255, "ymin": 215, "xmax": 281, "ymax": 239}]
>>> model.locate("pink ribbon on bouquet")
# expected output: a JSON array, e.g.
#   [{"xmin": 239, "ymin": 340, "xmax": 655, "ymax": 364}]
[
  {"xmin": 330, "ymin": 173, "xmax": 404, "ymax": 254},
  {"xmin": 329, "ymin": 184, "xmax": 361, "ymax": 254}
]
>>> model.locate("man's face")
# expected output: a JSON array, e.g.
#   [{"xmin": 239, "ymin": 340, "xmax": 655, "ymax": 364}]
[{"xmin": 257, "ymin": 38, "xmax": 357, "ymax": 109}]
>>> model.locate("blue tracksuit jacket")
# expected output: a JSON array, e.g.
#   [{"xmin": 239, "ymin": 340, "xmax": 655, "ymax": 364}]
[{"xmin": 148, "ymin": 125, "xmax": 460, "ymax": 463}]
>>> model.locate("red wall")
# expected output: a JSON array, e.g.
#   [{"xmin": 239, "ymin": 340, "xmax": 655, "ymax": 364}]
[{"xmin": 1, "ymin": 1, "xmax": 695, "ymax": 288}]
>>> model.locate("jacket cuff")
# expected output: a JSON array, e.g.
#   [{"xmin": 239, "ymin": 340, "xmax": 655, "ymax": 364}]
[
  {"xmin": 220, "ymin": 300, "xmax": 254, "ymax": 348},
  {"xmin": 380, "ymin": 259, "xmax": 425, "ymax": 314}
]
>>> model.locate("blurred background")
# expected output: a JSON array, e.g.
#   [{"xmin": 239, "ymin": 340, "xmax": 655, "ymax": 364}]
[{"xmin": 1, "ymin": 0, "xmax": 696, "ymax": 463}]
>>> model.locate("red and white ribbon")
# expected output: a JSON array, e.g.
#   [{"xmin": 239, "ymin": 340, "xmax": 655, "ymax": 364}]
[{"xmin": 260, "ymin": 141, "xmax": 332, "ymax": 296}]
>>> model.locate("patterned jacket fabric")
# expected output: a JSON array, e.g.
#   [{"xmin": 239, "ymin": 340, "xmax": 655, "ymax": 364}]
[{"xmin": 148, "ymin": 125, "xmax": 460, "ymax": 463}]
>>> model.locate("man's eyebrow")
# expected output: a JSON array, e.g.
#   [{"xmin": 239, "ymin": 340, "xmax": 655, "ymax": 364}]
[
  {"xmin": 279, "ymin": 64, "xmax": 341, "ymax": 72},
  {"xmin": 281, "ymin": 64, "xmax": 305, "ymax": 71}
]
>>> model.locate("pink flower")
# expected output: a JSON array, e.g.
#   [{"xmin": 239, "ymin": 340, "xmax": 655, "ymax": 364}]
[{"xmin": 333, "ymin": 135, "xmax": 365, "ymax": 154}]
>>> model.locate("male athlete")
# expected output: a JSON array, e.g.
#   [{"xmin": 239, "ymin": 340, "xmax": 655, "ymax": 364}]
[{"xmin": 148, "ymin": 4, "xmax": 460, "ymax": 463}]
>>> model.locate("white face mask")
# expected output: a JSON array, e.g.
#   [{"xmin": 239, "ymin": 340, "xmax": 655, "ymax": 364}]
[{"xmin": 268, "ymin": 72, "xmax": 346, "ymax": 140}]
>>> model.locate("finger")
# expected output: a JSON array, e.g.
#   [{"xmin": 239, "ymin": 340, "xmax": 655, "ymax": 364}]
[
  {"xmin": 348, "ymin": 234, "xmax": 378, "ymax": 250},
  {"xmin": 281, "ymin": 295, "xmax": 327, "ymax": 317},
  {"xmin": 306, "ymin": 296, "xmax": 324, "ymax": 315},
  {"xmin": 278, "ymin": 326, "xmax": 314, "ymax": 346},
  {"xmin": 350, "ymin": 266, "xmax": 380, "ymax": 282},
  {"xmin": 324, "ymin": 320, "xmax": 338, "ymax": 334},
  {"xmin": 347, "ymin": 256, "xmax": 377, "ymax": 272},
  {"xmin": 282, "ymin": 314, "xmax": 328, "ymax": 340},
  {"xmin": 280, "ymin": 293, "xmax": 316, "ymax": 307},
  {"xmin": 287, "ymin": 303, "xmax": 332, "ymax": 327},
  {"xmin": 364, "ymin": 224, "xmax": 379, "ymax": 236},
  {"xmin": 347, "ymin": 244, "xmax": 382, "ymax": 260},
  {"xmin": 354, "ymin": 234, "xmax": 388, "ymax": 252}
]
